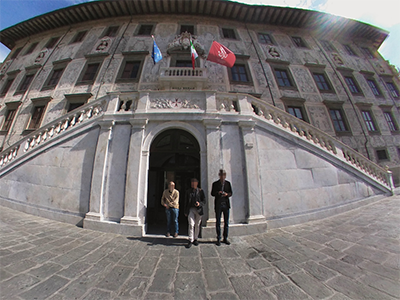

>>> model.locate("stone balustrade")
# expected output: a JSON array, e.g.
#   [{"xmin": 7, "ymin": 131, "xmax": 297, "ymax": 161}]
[
  {"xmin": 0, "ymin": 98, "xmax": 107, "ymax": 169},
  {"xmin": 159, "ymin": 67, "xmax": 207, "ymax": 90},
  {"xmin": 249, "ymin": 98, "xmax": 393, "ymax": 191},
  {"xmin": 160, "ymin": 67, "xmax": 206, "ymax": 77}
]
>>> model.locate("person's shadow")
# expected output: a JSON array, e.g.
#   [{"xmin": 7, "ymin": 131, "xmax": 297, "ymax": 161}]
[{"xmin": 126, "ymin": 236, "xmax": 188, "ymax": 246}]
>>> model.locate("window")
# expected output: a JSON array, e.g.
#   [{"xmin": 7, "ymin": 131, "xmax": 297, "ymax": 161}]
[
  {"xmin": 43, "ymin": 68, "xmax": 65, "ymax": 89},
  {"xmin": 25, "ymin": 42, "xmax": 38, "ymax": 55},
  {"xmin": 367, "ymin": 79, "xmax": 381, "ymax": 96},
  {"xmin": 287, "ymin": 106, "xmax": 305, "ymax": 121},
  {"xmin": 1, "ymin": 109, "xmax": 17, "ymax": 132},
  {"xmin": 180, "ymin": 25, "xmax": 194, "ymax": 34},
  {"xmin": 361, "ymin": 47, "xmax": 374, "ymax": 59},
  {"xmin": 80, "ymin": 63, "xmax": 100, "ymax": 83},
  {"xmin": 67, "ymin": 102, "xmax": 85, "ymax": 112},
  {"xmin": 361, "ymin": 110, "xmax": 377, "ymax": 132},
  {"xmin": 104, "ymin": 26, "xmax": 119, "ymax": 37},
  {"xmin": 291, "ymin": 36, "xmax": 307, "ymax": 48},
  {"xmin": 274, "ymin": 69, "xmax": 293, "ymax": 87},
  {"xmin": 45, "ymin": 37, "xmax": 60, "ymax": 49},
  {"xmin": 386, "ymin": 82, "xmax": 399, "ymax": 98},
  {"xmin": 71, "ymin": 31, "xmax": 88, "ymax": 43},
  {"xmin": 230, "ymin": 64, "xmax": 249, "ymax": 83},
  {"xmin": 137, "ymin": 25, "xmax": 153, "ymax": 36},
  {"xmin": 27, "ymin": 105, "xmax": 46, "ymax": 130},
  {"xmin": 258, "ymin": 33, "xmax": 274, "ymax": 45},
  {"xmin": 329, "ymin": 109, "xmax": 349, "ymax": 132},
  {"xmin": 175, "ymin": 60, "xmax": 192, "ymax": 68},
  {"xmin": 0, "ymin": 78, "xmax": 15, "ymax": 96},
  {"xmin": 343, "ymin": 44, "xmax": 356, "ymax": 56},
  {"xmin": 222, "ymin": 28, "xmax": 236, "ymax": 39},
  {"xmin": 344, "ymin": 76, "xmax": 361, "ymax": 94},
  {"xmin": 376, "ymin": 149, "xmax": 389, "ymax": 161},
  {"xmin": 10, "ymin": 47, "xmax": 23, "ymax": 59},
  {"xmin": 16, "ymin": 74, "xmax": 34, "ymax": 93},
  {"xmin": 320, "ymin": 40, "xmax": 335, "ymax": 52},
  {"xmin": 383, "ymin": 112, "xmax": 398, "ymax": 132},
  {"xmin": 121, "ymin": 61, "xmax": 141, "ymax": 79},
  {"xmin": 313, "ymin": 73, "xmax": 331, "ymax": 91}
]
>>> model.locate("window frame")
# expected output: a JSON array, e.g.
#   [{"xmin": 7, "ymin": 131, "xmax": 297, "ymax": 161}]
[
  {"xmin": 329, "ymin": 108, "xmax": 350, "ymax": 133},
  {"xmin": 42, "ymin": 67, "xmax": 65, "ymax": 90},
  {"xmin": 312, "ymin": 72, "xmax": 333, "ymax": 93},
  {"xmin": 272, "ymin": 66, "xmax": 296, "ymax": 90},
  {"xmin": 385, "ymin": 81, "xmax": 399, "ymax": 98},
  {"xmin": 361, "ymin": 47, "xmax": 374, "ymax": 59},
  {"xmin": 228, "ymin": 56, "xmax": 253, "ymax": 86},
  {"xmin": 258, "ymin": 33, "xmax": 275, "ymax": 45},
  {"xmin": 64, "ymin": 93, "xmax": 92, "ymax": 114},
  {"xmin": 10, "ymin": 47, "xmax": 23, "ymax": 59},
  {"xmin": 102, "ymin": 26, "xmax": 119, "ymax": 38},
  {"xmin": 221, "ymin": 28, "xmax": 238, "ymax": 40},
  {"xmin": 14, "ymin": 72, "xmax": 36, "ymax": 95},
  {"xmin": 286, "ymin": 106, "xmax": 308, "ymax": 122},
  {"xmin": 361, "ymin": 110, "xmax": 379, "ymax": 133},
  {"xmin": 344, "ymin": 75, "xmax": 362, "ymax": 95},
  {"xmin": 0, "ymin": 77, "xmax": 15, "ymax": 97},
  {"xmin": 76, "ymin": 57, "xmax": 104, "ymax": 85},
  {"xmin": 135, "ymin": 24, "xmax": 155, "ymax": 36},
  {"xmin": 376, "ymin": 149, "xmax": 389, "ymax": 162},
  {"xmin": 70, "ymin": 30, "xmax": 88, "ymax": 44},
  {"xmin": 320, "ymin": 40, "xmax": 336, "ymax": 52},
  {"xmin": 179, "ymin": 24, "xmax": 195, "ymax": 35},
  {"xmin": 45, "ymin": 37, "xmax": 60, "ymax": 49},
  {"xmin": 343, "ymin": 44, "xmax": 357, "ymax": 56},
  {"xmin": 382, "ymin": 111, "xmax": 399, "ymax": 132},
  {"xmin": 1, "ymin": 108, "xmax": 17, "ymax": 132},
  {"xmin": 116, "ymin": 52, "xmax": 147, "ymax": 83},
  {"xmin": 24, "ymin": 42, "xmax": 39, "ymax": 55},
  {"xmin": 366, "ymin": 78, "xmax": 382, "ymax": 97},
  {"xmin": 291, "ymin": 36, "xmax": 308, "ymax": 48},
  {"xmin": 23, "ymin": 97, "xmax": 52, "ymax": 133}
]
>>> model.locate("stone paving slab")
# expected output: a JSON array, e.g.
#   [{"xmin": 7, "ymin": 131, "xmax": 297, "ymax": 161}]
[{"xmin": 0, "ymin": 195, "xmax": 399, "ymax": 299}]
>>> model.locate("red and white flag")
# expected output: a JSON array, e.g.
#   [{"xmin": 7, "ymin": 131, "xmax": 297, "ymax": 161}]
[
  {"xmin": 207, "ymin": 41, "xmax": 236, "ymax": 68},
  {"xmin": 190, "ymin": 40, "xmax": 198, "ymax": 70}
]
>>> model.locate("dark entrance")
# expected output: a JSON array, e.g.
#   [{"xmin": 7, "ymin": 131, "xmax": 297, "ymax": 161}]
[{"xmin": 146, "ymin": 129, "xmax": 200, "ymax": 235}]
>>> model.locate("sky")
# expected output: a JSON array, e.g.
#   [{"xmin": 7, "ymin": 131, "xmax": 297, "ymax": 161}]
[{"xmin": 0, "ymin": 0, "xmax": 399, "ymax": 69}]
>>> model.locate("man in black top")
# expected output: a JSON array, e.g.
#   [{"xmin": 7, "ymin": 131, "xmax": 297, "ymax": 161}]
[
  {"xmin": 184, "ymin": 178, "xmax": 206, "ymax": 248},
  {"xmin": 211, "ymin": 169, "xmax": 233, "ymax": 246}
]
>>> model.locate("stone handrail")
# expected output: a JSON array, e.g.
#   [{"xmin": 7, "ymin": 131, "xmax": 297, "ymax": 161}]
[
  {"xmin": 0, "ymin": 97, "xmax": 108, "ymax": 169},
  {"xmin": 160, "ymin": 67, "xmax": 206, "ymax": 78},
  {"xmin": 248, "ymin": 96, "xmax": 393, "ymax": 192}
]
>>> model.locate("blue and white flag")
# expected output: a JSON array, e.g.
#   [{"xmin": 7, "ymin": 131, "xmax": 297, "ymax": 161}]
[{"xmin": 151, "ymin": 36, "xmax": 162, "ymax": 64}]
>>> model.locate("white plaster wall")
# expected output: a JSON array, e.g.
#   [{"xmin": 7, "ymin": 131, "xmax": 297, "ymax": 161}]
[{"xmin": 0, "ymin": 128, "xmax": 99, "ymax": 215}]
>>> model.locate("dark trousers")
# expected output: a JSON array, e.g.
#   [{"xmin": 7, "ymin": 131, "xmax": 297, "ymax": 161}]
[{"xmin": 215, "ymin": 203, "xmax": 229, "ymax": 240}]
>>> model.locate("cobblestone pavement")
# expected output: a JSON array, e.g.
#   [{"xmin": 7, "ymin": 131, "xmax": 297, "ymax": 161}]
[{"xmin": 0, "ymin": 195, "xmax": 399, "ymax": 300}]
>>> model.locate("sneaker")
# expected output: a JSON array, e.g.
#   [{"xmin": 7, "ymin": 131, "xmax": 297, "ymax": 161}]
[
  {"xmin": 173, "ymin": 233, "xmax": 178, "ymax": 238},
  {"xmin": 223, "ymin": 239, "xmax": 230, "ymax": 245},
  {"xmin": 193, "ymin": 240, "xmax": 199, "ymax": 246},
  {"xmin": 216, "ymin": 240, "xmax": 221, "ymax": 246},
  {"xmin": 186, "ymin": 241, "xmax": 192, "ymax": 249},
  {"xmin": 166, "ymin": 232, "xmax": 170, "ymax": 237}
]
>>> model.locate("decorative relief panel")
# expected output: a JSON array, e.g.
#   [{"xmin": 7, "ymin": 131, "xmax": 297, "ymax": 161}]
[
  {"xmin": 308, "ymin": 106, "xmax": 332, "ymax": 132},
  {"xmin": 292, "ymin": 67, "xmax": 316, "ymax": 93},
  {"xmin": 94, "ymin": 37, "xmax": 111, "ymax": 53},
  {"xmin": 150, "ymin": 98, "xmax": 201, "ymax": 109},
  {"xmin": 331, "ymin": 53, "xmax": 344, "ymax": 65},
  {"xmin": 0, "ymin": 60, "xmax": 12, "ymax": 75},
  {"xmin": 35, "ymin": 49, "xmax": 49, "ymax": 64}
]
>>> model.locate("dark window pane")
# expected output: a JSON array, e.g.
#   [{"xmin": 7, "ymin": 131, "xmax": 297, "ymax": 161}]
[
  {"xmin": 321, "ymin": 40, "xmax": 335, "ymax": 52},
  {"xmin": 344, "ymin": 44, "xmax": 356, "ymax": 56},
  {"xmin": 104, "ymin": 26, "xmax": 119, "ymax": 37},
  {"xmin": 25, "ymin": 42, "xmax": 38, "ymax": 55},
  {"xmin": 287, "ymin": 106, "xmax": 304, "ymax": 120},
  {"xmin": 2, "ymin": 109, "xmax": 16, "ymax": 131},
  {"xmin": 345, "ymin": 77, "xmax": 360, "ymax": 94},
  {"xmin": 362, "ymin": 111, "xmax": 377, "ymax": 132},
  {"xmin": 121, "ymin": 61, "xmax": 141, "ymax": 79},
  {"xmin": 47, "ymin": 68, "xmax": 64, "ymax": 86},
  {"xmin": 313, "ymin": 73, "xmax": 330, "ymax": 91},
  {"xmin": 275, "ymin": 69, "xmax": 292, "ymax": 87},
  {"xmin": 28, "ymin": 105, "xmax": 45, "ymax": 130},
  {"xmin": 384, "ymin": 112, "xmax": 397, "ymax": 131},
  {"xmin": 231, "ymin": 64, "xmax": 249, "ymax": 82},
  {"xmin": 329, "ymin": 109, "xmax": 348, "ymax": 132},
  {"xmin": 1, "ymin": 78, "xmax": 15, "ymax": 96},
  {"xmin": 259, "ymin": 33, "xmax": 273, "ymax": 44},
  {"xmin": 386, "ymin": 82, "xmax": 399, "ymax": 98},
  {"xmin": 11, "ymin": 47, "xmax": 22, "ymax": 59},
  {"xmin": 180, "ymin": 25, "xmax": 194, "ymax": 34},
  {"xmin": 82, "ymin": 63, "xmax": 100, "ymax": 82},
  {"xmin": 376, "ymin": 149, "xmax": 388, "ymax": 161},
  {"xmin": 367, "ymin": 79, "xmax": 380, "ymax": 96},
  {"xmin": 361, "ymin": 47, "xmax": 374, "ymax": 59},
  {"xmin": 175, "ymin": 60, "xmax": 192, "ymax": 68},
  {"xmin": 72, "ymin": 31, "xmax": 87, "ymax": 43},
  {"xmin": 222, "ymin": 28, "xmax": 236, "ymax": 39},
  {"xmin": 68, "ymin": 102, "xmax": 85, "ymax": 112},
  {"xmin": 292, "ymin": 36, "xmax": 306, "ymax": 48},
  {"xmin": 18, "ymin": 74, "xmax": 34, "ymax": 92},
  {"xmin": 138, "ymin": 25, "xmax": 153, "ymax": 36},
  {"xmin": 45, "ymin": 37, "xmax": 60, "ymax": 49}
]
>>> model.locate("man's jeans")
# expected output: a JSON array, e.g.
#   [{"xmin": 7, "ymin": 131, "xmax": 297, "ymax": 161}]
[
  {"xmin": 165, "ymin": 207, "xmax": 179, "ymax": 234},
  {"xmin": 215, "ymin": 203, "xmax": 229, "ymax": 240}
]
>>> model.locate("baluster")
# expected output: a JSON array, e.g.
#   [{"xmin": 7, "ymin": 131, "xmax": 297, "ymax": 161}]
[
  {"xmin": 0, "ymin": 156, "xmax": 4, "ymax": 166},
  {"xmin": 42, "ymin": 129, "xmax": 48, "ymax": 141},
  {"xmin": 30, "ymin": 136, "xmax": 36, "ymax": 148},
  {"xmin": 8, "ymin": 152, "xmax": 13, "ymax": 161},
  {"xmin": 49, "ymin": 126, "xmax": 55, "ymax": 137},
  {"xmin": 36, "ymin": 133, "xmax": 42, "ymax": 145},
  {"xmin": 86, "ymin": 107, "xmax": 93, "ymax": 119},
  {"xmin": 70, "ymin": 115, "xmax": 77, "ymax": 126},
  {"xmin": 78, "ymin": 111, "xmax": 85, "ymax": 123},
  {"xmin": 55, "ymin": 122, "xmax": 62, "ymax": 134},
  {"xmin": 63, "ymin": 118, "xmax": 69, "ymax": 131},
  {"xmin": 24, "ymin": 139, "xmax": 31, "ymax": 152}
]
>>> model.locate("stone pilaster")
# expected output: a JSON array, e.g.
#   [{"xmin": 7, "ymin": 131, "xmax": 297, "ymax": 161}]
[
  {"xmin": 85, "ymin": 120, "xmax": 115, "ymax": 221},
  {"xmin": 121, "ymin": 119, "xmax": 148, "ymax": 225},
  {"xmin": 238, "ymin": 120, "xmax": 265, "ymax": 224},
  {"xmin": 203, "ymin": 118, "xmax": 222, "ymax": 226}
]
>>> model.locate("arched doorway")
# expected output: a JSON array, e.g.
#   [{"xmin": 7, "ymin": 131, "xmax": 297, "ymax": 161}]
[{"xmin": 146, "ymin": 129, "xmax": 201, "ymax": 235}]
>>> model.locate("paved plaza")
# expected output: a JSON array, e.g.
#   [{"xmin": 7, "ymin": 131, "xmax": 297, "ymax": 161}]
[{"xmin": 0, "ymin": 195, "xmax": 399, "ymax": 300}]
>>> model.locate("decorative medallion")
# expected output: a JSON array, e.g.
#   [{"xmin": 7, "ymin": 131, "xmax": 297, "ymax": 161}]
[
  {"xmin": 96, "ymin": 38, "xmax": 111, "ymax": 52},
  {"xmin": 268, "ymin": 47, "xmax": 280, "ymax": 58},
  {"xmin": 167, "ymin": 32, "xmax": 205, "ymax": 56},
  {"xmin": 0, "ymin": 60, "xmax": 11, "ymax": 75},
  {"xmin": 35, "ymin": 49, "xmax": 48, "ymax": 64},
  {"xmin": 150, "ymin": 98, "xmax": 200, "ymax": 109},
  {"xmin": 332, "ymin": 53, "xmax": 344, "ymax": 65}
]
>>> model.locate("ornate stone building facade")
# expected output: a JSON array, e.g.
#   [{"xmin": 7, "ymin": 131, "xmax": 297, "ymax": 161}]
[{"xmin": 0, "ymin": 0, "xmax": 398, "ymax": 236}]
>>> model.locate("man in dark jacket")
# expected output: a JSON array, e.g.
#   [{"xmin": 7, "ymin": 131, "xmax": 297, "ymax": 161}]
[
  {"xmin": 211, "ymin": 169, "xmax": 233, "ymax": 246},
  {"xmin": 184, "ymin": 178, "xmax": 206, "ymax": 248}
]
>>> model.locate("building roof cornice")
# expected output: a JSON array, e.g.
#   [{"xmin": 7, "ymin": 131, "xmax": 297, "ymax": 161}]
[{"xmin": 0, "ymin": 0, "xmax": 389, "ymax": 49}]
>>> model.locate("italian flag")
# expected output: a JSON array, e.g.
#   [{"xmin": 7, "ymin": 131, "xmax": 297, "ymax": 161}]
[{"xmin": 190, "ymin": 40, "xmax": 198, "ymax": 70}]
